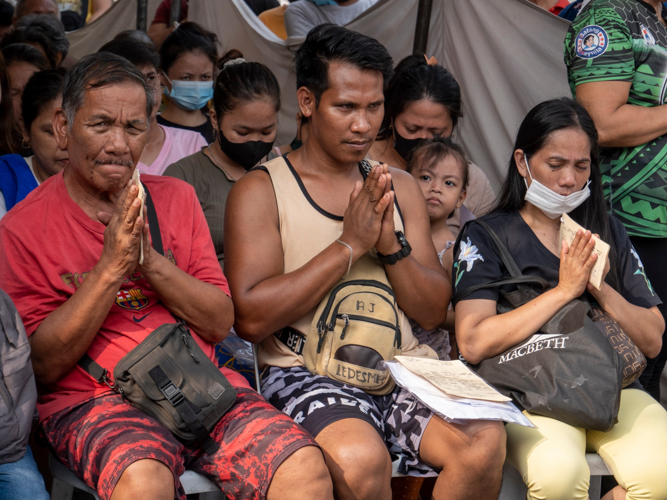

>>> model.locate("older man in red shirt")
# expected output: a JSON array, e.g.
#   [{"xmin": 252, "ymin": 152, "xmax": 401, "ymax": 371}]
[{"xmin": 0, "ymin": 52, "xmax": 332, "ymax": 500}]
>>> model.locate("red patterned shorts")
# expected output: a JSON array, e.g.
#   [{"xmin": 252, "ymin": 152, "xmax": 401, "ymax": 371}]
[{"xmin": 41, "ymin": 377, "xmax": 317, "ymax": 500}]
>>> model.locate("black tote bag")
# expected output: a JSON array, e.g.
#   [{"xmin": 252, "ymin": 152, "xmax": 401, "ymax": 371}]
[{"xmin": 453, "ymin": 220, "xmax": 623, "ymax": 431}]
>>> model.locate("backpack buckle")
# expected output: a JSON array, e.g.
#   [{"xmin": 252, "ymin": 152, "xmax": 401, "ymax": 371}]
[{"xmin": 160, "ymin": 381, "xmax": 185, "ymax": 406}]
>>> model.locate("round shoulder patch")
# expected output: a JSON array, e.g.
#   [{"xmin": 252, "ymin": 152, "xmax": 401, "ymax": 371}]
[{"xmin": 575, "ymin": 25, "xmax": 609, "ymax": 59}]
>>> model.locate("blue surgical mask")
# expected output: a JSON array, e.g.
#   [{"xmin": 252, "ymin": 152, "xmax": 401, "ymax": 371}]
[
  {"xmin": 163, "ymin": 77, "xmax": 213, "ymax": 111},
  {"xmin": 306, "ymin": 0, "xmax": 338, "ymax": 5}
]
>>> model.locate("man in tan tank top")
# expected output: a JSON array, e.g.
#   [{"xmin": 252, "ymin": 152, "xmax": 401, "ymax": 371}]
[{"xmin": 225, "ymin": 25, "xmax": 506, "ymax": 500}]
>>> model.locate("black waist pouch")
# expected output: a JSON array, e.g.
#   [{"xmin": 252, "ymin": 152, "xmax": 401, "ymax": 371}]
[
  {"xmin": 453, "ymin": 219, "xmax": 623, "ymax": 431},
  {"xmin": 80, "ymin": 321, "xmax": 236, "ymax": 454}
]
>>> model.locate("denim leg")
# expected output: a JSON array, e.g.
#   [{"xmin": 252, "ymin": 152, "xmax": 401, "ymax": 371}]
[{"xmin": 0, "ymin": 446, "xmax": 50, "ymax": 500}]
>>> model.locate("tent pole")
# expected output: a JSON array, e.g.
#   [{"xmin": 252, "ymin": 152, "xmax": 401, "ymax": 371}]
[
  {"xmin": 169, "ymin": 0, "xmax": 181, "ymax": 27},
  {"xmin": 136, "ymin": 0, "xmax": 147, "ymax": 31},
  {"xmin": 413, "ymin": 0, "xmax": 433, "ymax": 54}
]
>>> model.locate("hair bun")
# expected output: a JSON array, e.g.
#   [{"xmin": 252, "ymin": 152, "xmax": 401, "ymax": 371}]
[{"xmin": 218, "ymin": 49, "xmax": 245, "ymax": 70}]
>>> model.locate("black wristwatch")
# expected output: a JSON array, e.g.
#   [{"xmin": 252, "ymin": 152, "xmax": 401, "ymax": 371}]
[{"xmin": 378, "ymin": 231, "xmax": 412, "ymax": 265}]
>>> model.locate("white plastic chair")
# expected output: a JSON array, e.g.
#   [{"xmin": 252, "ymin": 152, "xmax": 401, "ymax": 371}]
[{"xmin": 49, "ymin": 453, "xmax": 224, "ymax": 500}]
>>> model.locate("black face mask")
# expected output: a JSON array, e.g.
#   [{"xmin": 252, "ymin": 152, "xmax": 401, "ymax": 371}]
[
  {"xmin": 393, "ymin": 130, "xmax": 424, "ymax": 161},
  {"xmin": 290, "ymin": 136, "xmax": 303, "ymax": 151},
  {"xmin": 218, "ymin": 131, "xmax": 274, "ymax": 171}
]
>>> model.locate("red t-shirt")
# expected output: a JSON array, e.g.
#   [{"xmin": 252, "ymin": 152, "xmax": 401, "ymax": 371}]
[
  {"xmin": 152, "ymin": 0, "xmax": 188, "ymax": 24},
  {"xmin": 549, "ymin": 0, "xmax": 570, "ymax": 15},
  {"xmin": 0, "ymin": 170, "xmax": 242, "ymax": 421}
]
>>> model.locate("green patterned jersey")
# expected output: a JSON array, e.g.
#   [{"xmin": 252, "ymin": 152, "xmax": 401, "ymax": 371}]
[{"xmin": 565, "ymin": 0, "xmax": 667, "ymax": 238}]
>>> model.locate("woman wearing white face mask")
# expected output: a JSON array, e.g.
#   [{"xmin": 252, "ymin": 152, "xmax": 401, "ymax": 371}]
[
  {"xmin": 157, "ymin": 22, "xmax": 216, "ymax": 143},
  {"xmin": 453, "ymin": 99, "xmax": 667, "ymax": 500}
]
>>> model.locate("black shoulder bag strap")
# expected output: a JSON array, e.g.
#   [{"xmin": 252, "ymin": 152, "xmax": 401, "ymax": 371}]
[
  {"xmin": 452, "ymin": 219, "xmax": 551, "ymax": 303},
  {"xmin": 77, "ymin": 185, "xmax": 166, "ymax": 385},
  {"xmin": 77, "ymin": 185, "xmax": 218, "ymax": 454}
]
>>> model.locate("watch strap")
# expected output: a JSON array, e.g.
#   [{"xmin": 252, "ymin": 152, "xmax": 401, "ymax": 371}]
[{"xmin": 378, "ymin": 242, "xmax": 412, "ymax": 265}]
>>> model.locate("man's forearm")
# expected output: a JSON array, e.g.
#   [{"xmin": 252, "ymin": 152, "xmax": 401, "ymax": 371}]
[
  {"xmin": 30, "ymin": 265, "xmax": 123, "ymax": 386},
  {"xmin": 141, "ymin": 251, "xmax": 234, "ymax": 343},
  {"xmin": 576, "ymin": 81, "xmax": 667, "ymax": 147},
  {"xmin": 233, "ymin": 242, "xmax": 353, "ymax": 343},
  {"xmin": 385, "ymin": 256, "xmax": 450, "ymax": 330},
  {"xmin": 595, "ymin": 103, "xmax": 667, "ymax": 147}
]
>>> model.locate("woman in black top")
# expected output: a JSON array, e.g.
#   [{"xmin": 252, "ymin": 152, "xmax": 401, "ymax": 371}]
[{"xmin": 454, "ymin": 99, "xmax": 667, "ymax": 499}]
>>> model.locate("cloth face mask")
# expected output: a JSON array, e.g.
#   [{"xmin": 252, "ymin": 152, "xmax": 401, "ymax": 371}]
[
  {"xmin": 218, "ymin": 130, "xmax": 274, "ymax": 171},
  {"xmin": 306, "ymin": 0, "xmax": 338, "ymax": 5},
  {"xmin": 394, "ymin": 129, "xmax": 424, "ymax": 161},
  {"xmin": 163, "ymin": 77, "xmax": 213, "ymax": 111},
  {"xmin": 523, "ymin": 157, "xmax": 591, "ymax": 219}
]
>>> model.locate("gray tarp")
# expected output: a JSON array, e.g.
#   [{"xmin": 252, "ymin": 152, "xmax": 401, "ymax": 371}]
[
  {"xmin": 68, "ymin": 0, "xmax": 572, "ymax": 188},
  {"xmin": 67, "ymin": 0, "xmax": 163, "ymax": 59},
  {"xmin": 190, "ymin": 0, "xmax": 572, "ymax": 188}
]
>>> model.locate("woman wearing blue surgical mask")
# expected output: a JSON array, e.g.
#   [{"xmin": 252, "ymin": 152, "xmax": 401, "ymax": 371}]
[
  {"xmin": 157, "ymin": 22, "xmax": 217, "ymax": 143},
  {"xmin": 164, "ymin": 49, "xmax": 280, "ymax": 270},
  {"xmin": 454, "ymin": 98, "xmax": 667, "ymax": 500}
]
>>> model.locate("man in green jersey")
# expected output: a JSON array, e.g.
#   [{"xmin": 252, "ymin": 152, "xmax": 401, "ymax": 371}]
[{"xmin": 565, "ymin": 0, "xmax": 667, "ymax": 401}]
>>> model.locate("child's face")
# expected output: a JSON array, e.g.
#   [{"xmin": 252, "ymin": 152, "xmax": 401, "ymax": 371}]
[{"xmin": 412, "ymin": 154, "xmax": 467, "ymax": 221}]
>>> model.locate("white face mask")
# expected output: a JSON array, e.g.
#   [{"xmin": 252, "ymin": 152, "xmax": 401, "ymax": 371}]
[{"xmin": 523, "ymin": 157, "xmax": 591, "ymax": 219}]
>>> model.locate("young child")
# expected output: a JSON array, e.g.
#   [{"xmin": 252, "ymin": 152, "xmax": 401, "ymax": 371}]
[{"xmin": 407, "ymin": 137, "xmax": 470, "ymax": 359}]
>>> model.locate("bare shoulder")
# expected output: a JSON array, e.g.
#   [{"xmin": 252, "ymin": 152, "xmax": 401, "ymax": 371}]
[
  {"xmin": 387, "ymin": 167, "xmax": 422, "ymax": 209},
  {"xmin": 228, "ymin": 168, "xmax": 274, "ymax": 204},
  {"xmin": 226, "ymin": 168, "xmax": 279, "ymax": 231}
]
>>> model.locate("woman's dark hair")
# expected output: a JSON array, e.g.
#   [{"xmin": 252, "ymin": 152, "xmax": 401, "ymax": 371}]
[
  {"xmin": 159, "ymin": 22, "xmax": 218, "ymax": 74},
  {"xmin": 21, "ymin": 68, "xmax": 65, "ymax": 133},
  {"xmin": 407, "ymin": 136, "xmax": 470, "ymax": 190},
  {"xmin": 113, "ymin": 29, "xmax": 155, "ymax": 47},
  {"xmin": 99, "ymin": 37, "xmax": 160, "ymax": 71},
  {"xmin": 2, "ymin": 14, "xmax": 68, "ymax": 67},
  {"xmin": 377, "ymin": 52, "xmax": 462, "ymax": 141},
  {"xmin": 495, "ymin": 97, "xmax": 620, "ymax": 290},
  {"xmin": 1, "ymin": 42, "xmax": 49, "ymax": 72},
  {"xmin": 212, "ymin": 49, "xmax": 280, "ymax": 119},
  {"xmin": 294, "ymin": 24, "xmax": 394, "ymax": 106},
  {"xmin": 0, "ymin": 52, "xmax": 21, "ymax": 155}
]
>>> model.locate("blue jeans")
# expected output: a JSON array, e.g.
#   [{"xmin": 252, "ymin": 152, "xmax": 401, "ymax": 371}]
[{"xmin": 0, "ymin": 446, "xmax": 49, "ymax": 500}]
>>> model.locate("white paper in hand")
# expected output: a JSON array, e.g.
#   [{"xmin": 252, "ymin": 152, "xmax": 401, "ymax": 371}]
[
  {"xmin": 559, "ymin": 213, "xmax": 610, "ymax": 290},
  {"xmin": 132, "ymin": 168, "xmax": 146, "ymax": 264}
]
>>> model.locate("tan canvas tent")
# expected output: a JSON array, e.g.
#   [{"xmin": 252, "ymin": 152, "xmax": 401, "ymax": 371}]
[{"xmin": 68, "ymin": 0, "xmax": 571, "ymax": 188}]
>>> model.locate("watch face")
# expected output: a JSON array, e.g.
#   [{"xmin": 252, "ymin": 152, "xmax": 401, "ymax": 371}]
[{"xmin": 396, "ymin": 231, "xmax": 407, "ymax": 247}]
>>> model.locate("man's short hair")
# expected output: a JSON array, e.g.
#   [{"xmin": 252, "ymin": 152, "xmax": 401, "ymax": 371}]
[
  {"xmin": 13, "ymin": 0, "xmax": 57, "ymax": 19},
  {"xmin": 98, "ymin": 36, "xmax": 160, "ymax": 71},
  {"xmin": 1, "ymin": 14, "xmax": 68, "ymax": 67},
  {"xmin": 294, "ymin": 24, "xmax": 394, "ymax": 105},
  {"xmin": 0, "ymin": 1, "xmax": 14, "ymax": 27},
  {"xmin": 62, "ymin": 52, "xmax": 154, "ymax": 129}
]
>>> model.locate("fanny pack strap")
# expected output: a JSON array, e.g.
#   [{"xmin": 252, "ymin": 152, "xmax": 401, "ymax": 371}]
[
  {"xmin": 274, "ymin": 326, "xmax": 306, "ymax": 355},
  {"xmin": 452, "ymin": 219, "xmax": 550, "ymax": 303},
  {"xmin": 77, "ymin": 184, "xmax": 218, "ymax": 453}
]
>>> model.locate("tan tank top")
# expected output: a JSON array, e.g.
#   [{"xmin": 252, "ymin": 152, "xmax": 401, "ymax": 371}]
[{"xmin": 258, "ymin": 155, "xmax": 436, "ymax": 369}]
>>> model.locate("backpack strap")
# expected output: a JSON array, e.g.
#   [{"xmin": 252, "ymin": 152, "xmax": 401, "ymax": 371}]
[{"xmin": 452, "ymin": 219, "xmax": 550, "ymax": 303}]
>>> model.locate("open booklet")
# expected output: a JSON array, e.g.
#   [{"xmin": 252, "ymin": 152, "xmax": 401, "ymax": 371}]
[
  {"xmin": 560, "ymin": 213, "xmax": 609, "ymax": 291},
  {"xmin": 386, "ymin": 356, "xmax": 533, "ymax": 427}
]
